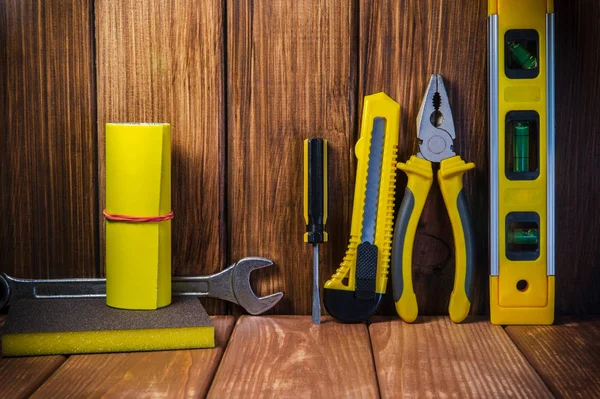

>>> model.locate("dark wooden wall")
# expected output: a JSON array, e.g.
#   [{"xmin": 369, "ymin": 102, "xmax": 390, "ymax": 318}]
[{"xmin": 0, "ymin": 0, "xmax": 598, "ymax": 315}]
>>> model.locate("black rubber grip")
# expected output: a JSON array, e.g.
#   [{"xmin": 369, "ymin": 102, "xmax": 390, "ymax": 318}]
[
  {"xmin": 306, "ymin": 138, "xmax": 327, "ymax": 243},
  {"xmin": 355, "ymin": 242, "xmax": 378, "ymax": 299},
  {"xmin": 391, "ymin": 188, "xmax": 414, "ymax": 302},
  {"xmin": 457, "ymin": 189, "xmax": 475, "ymax": 302}
]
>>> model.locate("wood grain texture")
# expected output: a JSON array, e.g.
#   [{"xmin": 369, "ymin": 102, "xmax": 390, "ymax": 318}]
[
  {"xmin": 0, "ymin": 337, "xmax": 65, "ymax": 399},
  {"xmin": 31, "ymin": 316, "xmax": 235, "ymax": 398},
  {"xmin": 553, "ymin": 0, "xmax": 600, "ymax": 314},
  {"xmin": 227, "ymin": 0, "xmax": 357, "ymax": 314},
  {"xmin": 370, "ymin": 317, "xmax": 552, "ymax": 398},
  {"xmin": 0, "ymin": 0, "xmax": 98, "ymax": 278},
  {"xmin": 208, "ymin": 316, "xmax": 378, "ymax": 398},
  {"xmin": 359, "ymin": 0, "xmax": 489, "ymax": 316},
  {"xmin": 95, "ymin": 0, "xmax": 226, "ymax": 313},
  {"xmin": 506, "ymin": 318, "xmax": 600, "ymax": 398},
  {"xmin": 0, "ymin": 316, "xmax": 63, "ymax": 399},
  {"xmin": 0, "ymin": 0, "xmax": 598, "ymax": 317}
]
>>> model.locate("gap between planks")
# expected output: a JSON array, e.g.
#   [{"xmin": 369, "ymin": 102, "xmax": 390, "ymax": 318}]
[{"xmin": 506, "ymin": 317, "xmax": 600, "ymax": 399}]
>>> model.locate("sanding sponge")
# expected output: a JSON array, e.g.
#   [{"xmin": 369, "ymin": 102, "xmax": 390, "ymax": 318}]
[{"xmin": 2, "ymin": 297, "xmax": 214, "ymax": 357}]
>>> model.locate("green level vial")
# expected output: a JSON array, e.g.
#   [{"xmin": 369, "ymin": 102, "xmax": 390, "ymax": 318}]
[
  {"xmin": 508, "ymin": 41, "xmax": 538, "ymax": 69},
  {"xmin": 514, "ymin": 122, "xmax": 530, "ymax": 172},
  {"xmin": 508, "ymin": 228, "xmax": 539, "ymax": 245}
]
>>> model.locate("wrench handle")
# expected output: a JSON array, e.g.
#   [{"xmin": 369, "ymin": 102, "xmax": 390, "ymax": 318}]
[
  {"xmin": 172, "ymin": 278, "xmax": 209, "ymax": 296},
  {"xmin": 0, "ymin": 268, "xmax": 239, "ymax": 310},
  {"xmin": 34, "ymin": 281, "xmax": 106, "ymax": 298},
  {"xmin": 172, "ymin": 267, "xmax": 238, "ymax": 305},
  {"xmin": 0, "ymin": 274, "xmax": 107, "ymax": 309}
]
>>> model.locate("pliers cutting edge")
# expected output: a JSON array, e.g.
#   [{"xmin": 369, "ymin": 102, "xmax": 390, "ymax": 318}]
[{"xmin": 392, "ymin": 74, "xmax": 476, "ymax": 323}]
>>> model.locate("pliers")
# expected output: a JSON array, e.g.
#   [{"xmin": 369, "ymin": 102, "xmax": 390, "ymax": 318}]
[{"xmin": 392, "ymin": 74, "xmax": 475, "ymax": 323}]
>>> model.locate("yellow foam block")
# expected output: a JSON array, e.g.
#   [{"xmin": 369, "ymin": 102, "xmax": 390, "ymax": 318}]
[
  {"xmin": 105, "ymin": 123, "xmax": 172, "ymax": 310},
  {"xmin": 2, "ymin": 298, "xmax": 214, "ymax": 357}
]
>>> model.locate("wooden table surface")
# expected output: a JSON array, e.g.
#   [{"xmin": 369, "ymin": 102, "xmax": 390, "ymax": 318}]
[{"xmin": 1, "ymin": 314, "xmax": 598, "ymax": 398}]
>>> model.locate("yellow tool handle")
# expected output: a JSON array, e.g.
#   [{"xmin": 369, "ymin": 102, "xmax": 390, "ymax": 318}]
[
  {"xmin": 438, "ymin": 155, "xmax": 476, "ymax": 323},
  {"xmin": 323, "ymin": 92, "xmax": 400, "ymax": 323},
  {"xmin": 391, "ymin": 156, "xmax": 433, "ymax": 323}
]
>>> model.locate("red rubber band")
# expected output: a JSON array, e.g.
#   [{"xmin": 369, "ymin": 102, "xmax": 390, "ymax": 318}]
[{"xmin": 103, "ymin": 209, "xmax": 174, "ymax": 223}]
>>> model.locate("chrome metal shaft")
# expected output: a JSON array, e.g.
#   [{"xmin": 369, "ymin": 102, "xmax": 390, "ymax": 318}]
[{"xmin": 312, "ymin": 244, "xmax": 320, "ymax": 325}]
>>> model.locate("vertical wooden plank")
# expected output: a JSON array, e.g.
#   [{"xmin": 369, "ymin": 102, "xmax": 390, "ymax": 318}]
[
  {"xmin": 0, "ymin": 0, "xmax": 98, "ymax": 278},
  {"xmin": 95, "ymin": 0, "xmax": 226, "ymax": 313},
  {"xmin": 553, "ymin": 0, "xmax": 600, "ymax": 314},
  {"xmin": 359, "ymin": 1, "xmax": 488, "ymax": 315},
  {"xmin": 227, "ymin": 0, "xmax": 357, "ymax": 314}
]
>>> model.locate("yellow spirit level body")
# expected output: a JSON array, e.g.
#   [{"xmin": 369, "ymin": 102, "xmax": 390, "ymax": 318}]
[{"xmin": 488, "ymin": 0, "xmax": 555, "ymax": 324}]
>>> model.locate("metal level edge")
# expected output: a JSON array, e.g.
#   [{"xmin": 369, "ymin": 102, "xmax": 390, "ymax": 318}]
[
  {"xmin": 488, "ymin": 15, "xmax": 499, "ymax": 276},
  {"xmin": 546, "ymin": 13, "xmax": 556, "ymax": 276}
]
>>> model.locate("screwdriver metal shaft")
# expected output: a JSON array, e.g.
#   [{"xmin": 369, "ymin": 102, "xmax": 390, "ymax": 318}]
[
  {"xmin": 304, "ymin": 138, "xmax": 328, "ymax": 325},
  {"xmin": 312, "ymin": 244, "xmax": 320, "ymax": 325}
]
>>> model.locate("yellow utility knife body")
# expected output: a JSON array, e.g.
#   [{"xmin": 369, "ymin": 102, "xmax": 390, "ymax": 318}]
[
  {"xmin": 488, "ymin": 0, "xmax": 555, "ymax": 325},
  {"xmin": 323, "ymin": 93, "xmax": 400, "ymax": 323},
  {"xmin": 392, "ymin": 74, "xmax": 476, "ymax": 323}
]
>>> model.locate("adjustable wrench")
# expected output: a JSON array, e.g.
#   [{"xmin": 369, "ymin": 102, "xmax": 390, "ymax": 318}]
[{"xmin": 0, "ymin": 257, "xmax": 283, "ymax": 315}]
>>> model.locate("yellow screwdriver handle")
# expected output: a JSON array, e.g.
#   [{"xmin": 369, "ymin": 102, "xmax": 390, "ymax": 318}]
[
  {"xmin": 438, "ymin": 155, "xmax": 476, "ymax": 323},
  {"xmin": 392, "ymin": 156, "xmax": 433, "ymax": 323}
]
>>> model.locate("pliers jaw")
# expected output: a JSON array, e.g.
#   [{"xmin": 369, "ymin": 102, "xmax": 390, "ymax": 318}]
[{"xmin": 417, "ymin": 74, "xmax": 456, "ymax": 163}]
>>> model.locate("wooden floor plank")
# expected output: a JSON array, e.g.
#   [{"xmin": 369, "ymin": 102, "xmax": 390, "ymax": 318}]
[
  {"xmin": 0, "ymin": 356, "xmax": 66, "ymax": 399},
  {"xmin": 30, "ymin": 316, "xmax": 235, "ymax": 398},
  {"xmin": 506, "ymin": 318, "xmax": 600, "ymax": 399},
  {"xmin": 370, "ymin": 317, "xmax": 552, "ymax": 398},
  {"xmin": 208, "ymin": 316, "xmax": 378, "ymax": 398}
]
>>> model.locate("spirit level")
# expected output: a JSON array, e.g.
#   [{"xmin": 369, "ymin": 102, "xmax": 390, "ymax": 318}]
[{"xmin": 488, "ymin": 0, "xmax": 555, "ymax": 325}]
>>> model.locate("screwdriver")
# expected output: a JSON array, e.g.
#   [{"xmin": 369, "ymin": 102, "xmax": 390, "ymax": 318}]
[{"xmin": 304, "ymin": 138, "xmax": 328, "ymax": 325}]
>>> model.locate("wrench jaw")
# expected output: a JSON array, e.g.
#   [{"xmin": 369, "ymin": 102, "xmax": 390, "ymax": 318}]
[{"xmin": 231, "ymin": 257, "xmax": 284, "ymax": 315}]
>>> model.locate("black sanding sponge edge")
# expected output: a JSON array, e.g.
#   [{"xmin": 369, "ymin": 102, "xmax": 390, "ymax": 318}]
[{"xmin": 2, "ymin": 297, "xmax": 214, "ymax": 357}]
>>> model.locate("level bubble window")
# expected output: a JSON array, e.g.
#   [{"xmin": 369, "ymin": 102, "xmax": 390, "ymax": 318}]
[
  {"xmin": 505, "ymin": 29, "xmax": 539, "ymax": 79},
  {"xmin": 506, "ymin": 212, "xmax": 540, "ymax": 261},
  {"xmin": 505, "ymin": 111, "xmax": 539, "ymax": 180}
]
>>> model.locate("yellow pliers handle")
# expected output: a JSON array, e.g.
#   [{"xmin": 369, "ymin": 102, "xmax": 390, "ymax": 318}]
[
  {"xmin": 392, "ymin": 156, "xmax": 433, "ymax": 322},
  {"xmin": 392, "ymin": 155, "xmax": 475, "ymax": 323},
  {"xmin": 439, "ymin": 156, "xmax": 476, "ymax": 322}
]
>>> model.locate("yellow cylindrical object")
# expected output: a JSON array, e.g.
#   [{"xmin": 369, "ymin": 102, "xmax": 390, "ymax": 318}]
[{"xmin": 105, "ymin": 123, "xmax": 172, "ymax": 310}]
